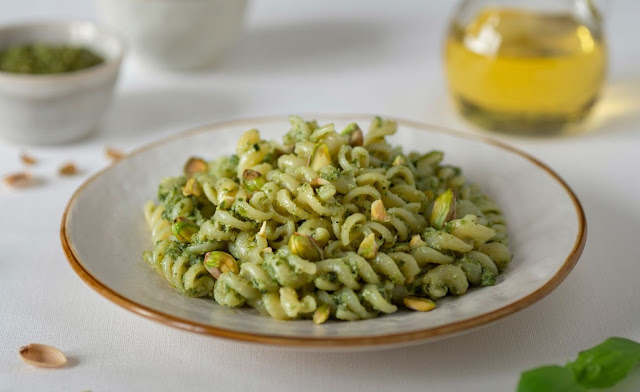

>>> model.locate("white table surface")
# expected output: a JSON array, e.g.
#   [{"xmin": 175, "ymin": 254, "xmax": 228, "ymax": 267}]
[{"xmin": 2, "ymin": 1, "xmax": 640, "ymax": 391}]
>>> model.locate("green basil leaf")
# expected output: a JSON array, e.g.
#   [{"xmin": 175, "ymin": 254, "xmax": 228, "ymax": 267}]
[
  {"xmin": 517, "ymin": 365, "xmax": 586, "ymax": 392},
  {"xmin": 567, "ymin": 337, "xmax": 640, "ymax": 388}
]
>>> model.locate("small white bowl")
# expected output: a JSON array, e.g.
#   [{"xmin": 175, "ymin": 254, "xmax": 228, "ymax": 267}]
[
  {"xmin": 97, "ymin": 0, "xmax": 248, "ymax": 71},
  {"xmin": 0, "ymin": 21, "xmax": 125, "ymax": 145}
]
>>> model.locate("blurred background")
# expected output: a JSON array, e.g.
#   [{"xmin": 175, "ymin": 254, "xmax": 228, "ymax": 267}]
[{"xmin": 1, "ymin": 0, "xmax": 638, "ymax": 146}]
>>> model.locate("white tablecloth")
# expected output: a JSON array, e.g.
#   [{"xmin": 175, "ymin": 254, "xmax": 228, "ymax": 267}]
[{"xmin": 2, "ymin": 1, "xmax": 640, "ymax": 391}]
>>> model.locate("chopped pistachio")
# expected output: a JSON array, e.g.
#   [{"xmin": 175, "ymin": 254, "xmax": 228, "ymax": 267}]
[
  {"xmin": 349, "ymin": 128, "xmax": 363, "ymax": 147},
  {"xmin": 242, "ymin": 169, "xmax": 266, "ymax": 192},
  {"xmin": 357, "ymin": 233, "xmax": 379, "ymax": 259},
  {"xmin": 183, "ymin": 157, "xmax": 207, "ymax": 177},
  {"xmin": 392, "ymin": 155, "xmax": 407, "ymax": 166},
  {"xmin": 172, "ymin": 217, "xmax": 199, "ymax": 243},
  {"xmin": 257, "ymin": 221, "xmax": 267, "ymax": 238},
  {"xmin": 430, "ymin": 189, "xmax": 456, "ymax": 229},
  {"xmin": 309, "ymin": 177, "xmax": 330, "ymax": 188},
  {"xmin": 217, "ymin": 194, "xmax": 236, "ymax": 210},
  {"xmin": 403, "ymin": 296, "xmax": 436, "ymax": 312},
  {"xmin": 313, "ymin": 305, "xmax": 330, "ymax": 324},
  {"xmin": 182, "ymin": 177, "xmax": 202, "ymax": 197},
  {"xmin": 204, "ymin": 251, "xmax": 239, "ymax": 275},
  {"xmin": 370, "ymin": 200, "xmax": 389, "ymax": 222},
  {"xmin": 309, "ymin": 143, "xmax": 331, "ymax": 171},
  {"xmin": 288, "ymin": 232, "xmax": 323, "ymax": 261},
  {"xmin": 409, "ymin": 234, "xmax": 426, "ymax": 249}
]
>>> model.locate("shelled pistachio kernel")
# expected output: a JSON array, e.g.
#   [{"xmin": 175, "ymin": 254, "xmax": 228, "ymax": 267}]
[
  {"xmin": 172, "ymin": 217, "xmax": 199, "ymax": 243},
  {"xmin": 182, "ymin": 177, "xmax": 202, "ymax": 197},
  {"xmin": 370, "ymin": 200, "xmax": 389, "ymax": 222},
  {"xmin": 309, "ymin": 142, "xmax": 331, "ymax": 171},
  {"xmin": 349, "ymin": 129, "xmax": 363, "ymax": 147},
  {"xmin": 183, "ymin": 157, "xmax": 207, "ymax": 177},
  {"xmin": 204, "ymin": 251, "xmax": 239, "ymax": 277},
  {"xmin": 403, "ymin": 296, "xmax": 436, "ymax": 312},
  {"xmin": 313, "ymin": 305, "xmax": 330, "ymax": 325},
  {"xmin": 409, "ymin": 235, "xmax": 425, "ymax": 249},
  {"xmin": 309, "ymin": 177, "xmax": 330, "ymax": 188},
  {"xmin": 392, "ymin": 155, "xmax": 407, "ymax": 166},
  {"xmin": 430, "ymin": 189, "xmax": 456, "ymax": 229},
  {"xmin": 288, "ymin": 233, "xmax": 323, "ymax": 261},
  {"xmin": 357, "ymin": 233, "xmax": 378, "ymax": 259},
  {"xmin": 242, "ymin": 169, "xmax": 266, "ymax": 192}
]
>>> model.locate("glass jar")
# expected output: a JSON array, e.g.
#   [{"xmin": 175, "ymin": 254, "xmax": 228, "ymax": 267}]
[{"xmin": 444, "ymin": 0, "xmax": 607, "ymax": 135}]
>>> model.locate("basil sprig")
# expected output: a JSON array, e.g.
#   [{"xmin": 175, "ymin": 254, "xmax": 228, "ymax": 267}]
[{"xmin": 517, "ymin": 337, "xmax": 640, "ymax": 392}]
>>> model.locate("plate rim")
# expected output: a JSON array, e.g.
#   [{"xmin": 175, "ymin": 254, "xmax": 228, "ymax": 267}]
[{"xmin": 60, "ymin": 114, "xmax": 587, "ymax": 348}]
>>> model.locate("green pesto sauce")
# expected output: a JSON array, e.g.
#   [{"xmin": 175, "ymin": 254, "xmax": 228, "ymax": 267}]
[{"xmin": 0, "ymin": 43, "xmax": 104, "ymax": 74}]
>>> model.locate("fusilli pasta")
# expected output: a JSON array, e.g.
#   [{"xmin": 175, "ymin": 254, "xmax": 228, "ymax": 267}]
[{"xmin": 142, "ymin": 116, "xmax": 512, "ymax": 322}]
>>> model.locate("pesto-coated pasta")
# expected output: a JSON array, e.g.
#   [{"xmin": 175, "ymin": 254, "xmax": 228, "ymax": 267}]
[{"xmin": 142, "ymin": 116, "xmax": 513, "ymax": 322}]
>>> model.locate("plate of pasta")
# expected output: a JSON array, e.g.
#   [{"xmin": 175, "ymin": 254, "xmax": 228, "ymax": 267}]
[{"xmin": 61, "ymin": 115, "xmax": 586, "ymax": 349}]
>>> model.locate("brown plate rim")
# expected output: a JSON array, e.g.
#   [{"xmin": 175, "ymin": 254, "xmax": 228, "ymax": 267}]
[{"xmin": 60, "ymin": 114, "xmax": 587, "ymax": 348}]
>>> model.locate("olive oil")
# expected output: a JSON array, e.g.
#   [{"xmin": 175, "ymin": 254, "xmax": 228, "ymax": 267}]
[{"xmin": 445, "ymin": 8, "xmax": 606, "ymax": 134}]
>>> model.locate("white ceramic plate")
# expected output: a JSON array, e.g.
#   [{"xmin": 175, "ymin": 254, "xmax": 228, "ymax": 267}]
[{"xmin": 61, "ymin": 115, "xmax": 586, "ymax": 349}]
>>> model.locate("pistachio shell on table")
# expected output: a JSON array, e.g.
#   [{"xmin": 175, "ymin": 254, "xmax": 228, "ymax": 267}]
[{"xmin": 19, "ymin": 344, "xmax": 67, "ymax": 368}]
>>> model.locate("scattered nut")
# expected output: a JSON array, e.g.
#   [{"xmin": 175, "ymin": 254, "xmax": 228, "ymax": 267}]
[
  {"xmin": 204, "ymin": 251, "xmax": 239, "ymax": 276},
  {"xmin": 409, "ymin": 235, "xmax": 426, "ymax": 249},
  {"xmin": 348, "ymin": 128, "xmax": 363, "ymax": 147},
  {"xmin": 19, "ymin": 344, "xmax": 67, "ymax": 368},
  {"xmin": 242, "ymin": 169, "xmax": 266, "ymax": 192},
  {"xmin": 308, "ymin": 143, "xmax": 331, "ymax": 171},
  {"xmin": 309, "ymin": 177, "xmax": 330, "ymax": 188},
  {"xmin": 172, "ymin": 217, "xmax": 199, "ymax": 243},
  {"xmin": 105, "ymin": 147, "xmax": 125, "ymax": 162},
  {"xmin": 20, "ymin": 153, "xmax": 37, "ymax": 165},
  {"xmin": 288, "ymin": 232, "xmax": 323, "ymax": 261},
  {"xmin": 357, "ymin": 233, "xmax": 379, "ymax": 259},
  {"xmin": 403, "ymin": 296, "xmax": 436, "ymax": 312},
  {"xmin": 313, "ymin": 305, "xmax": 330, "ymax": 324},
  {"xmin": 392, "ymin": 155, "xmax": 407, "ymax": 166},
  {"xmin": 370, "ymin": 200, "xmax": 389, "ymax": 222},
  {"xmin": 3, "ymin": 172, "xmax": 33, "ymax": 188},
  {"xmin": 257, "ymin": 221, "xmax": 267, "ymax": 238},
  {"xmin": 58, "ymin": 162, "xmax": 78, "ymax": 176},
  {"xmin": 430, "ymin": 189, "xmax": 456, "ymax": 229},
  {"xmin": 182, "ymin": 177, "xmax": 202, "ymax": 197},
  {"xmin": 183, "ymin": 157, "xmax": 207, "ymax": 177}
]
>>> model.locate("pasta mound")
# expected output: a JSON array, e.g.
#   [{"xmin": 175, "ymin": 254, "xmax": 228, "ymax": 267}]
[{"xmin": 142, "ymin": 116, "xmax": 512, "ymax": 322}]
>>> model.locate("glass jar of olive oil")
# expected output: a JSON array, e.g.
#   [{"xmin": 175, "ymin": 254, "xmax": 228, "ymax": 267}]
[{"xmin": 444, "ymin": 0, "xmax": 607, "ymax": 134}]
